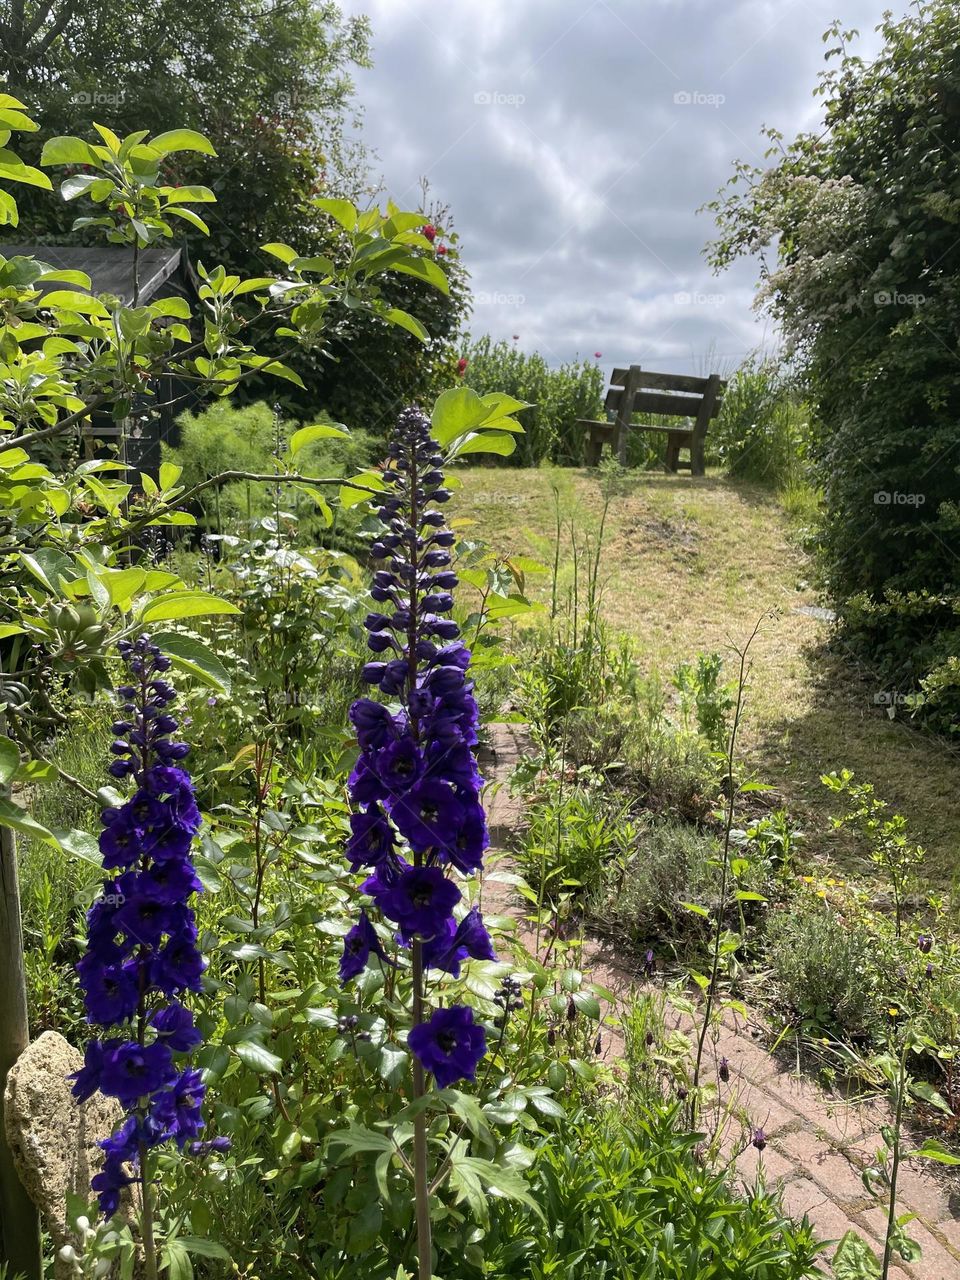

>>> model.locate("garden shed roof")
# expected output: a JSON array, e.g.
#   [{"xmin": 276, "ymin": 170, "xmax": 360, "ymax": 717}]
[{"xmin": 1, "ymin": 243, "xmax": 185, "ymax": 304}]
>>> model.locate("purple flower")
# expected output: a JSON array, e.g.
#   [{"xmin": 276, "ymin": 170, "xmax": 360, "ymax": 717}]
[
  {"xmin": 150, "ymin": 1068, "xmax": 205, "ymax": 1147},
  {"xmin": 346, "ymin": 806, "xmax": 396, "ymax": 870},
  {"xmin": 408, "ymin": 1005, "xmax": 487, "ymax": 1088},
  {"xmin": 390, "ymin": 778, "xmax": 463, "ymax": 854},
  {"xmin": 339, "ymin": 405, "xmax": 496, "ymax": 1087},
  {"xmin": 99, "ymin": 1041, "xmax": 176, "ymax": 1107},
  {"xmin": 151, "ymin": 1002, "xmax": 202, "ymax": 1052},
  {"xmin": 76, "ymin": 636, "xmax": 207, "ymax": 1218},
  {"xmin": 423, "ymin": 908, "xmax": 495, "ymax": 977},
  {"xmin": 376, "ymin": 866, "xmax": 461, "ymax": 939},
  {"xmin": 373, "ymin": 735, "xmax": 425, "ymax": 793},
  {"xmin": 340, "ymin": 911, "xmax": 387, "ymax": 983}
]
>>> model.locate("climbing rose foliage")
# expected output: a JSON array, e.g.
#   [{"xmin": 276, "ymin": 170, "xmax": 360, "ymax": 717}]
[
  {"xmin": 341, "ymin": 405, "xmax": 495, "ymax": 1087},
  {"xmin": 72, "ymin": 636, "xmax": 207, "ymax": 1217}
]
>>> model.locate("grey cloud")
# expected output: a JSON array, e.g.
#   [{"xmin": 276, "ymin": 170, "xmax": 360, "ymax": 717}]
[{"xmin": 342, "ymin": 0, "xmax": 893, "ymax": 370}]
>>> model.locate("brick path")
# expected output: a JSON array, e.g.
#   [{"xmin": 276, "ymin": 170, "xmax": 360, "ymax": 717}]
[{"xmin": 480, "ymin": 723, "xmax": 960, "ymax": 1280}]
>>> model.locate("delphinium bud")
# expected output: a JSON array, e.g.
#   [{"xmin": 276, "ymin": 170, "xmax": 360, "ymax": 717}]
[
  {"xmin": 341, "ymin": 406, "xmax": 496, "ymax": 1089},
  {"xmin": 71, "ymin": 636, "xmax": 207, "ymax": 1218}
]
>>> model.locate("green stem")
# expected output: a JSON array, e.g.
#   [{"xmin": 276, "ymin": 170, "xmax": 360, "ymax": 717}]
[
  {"xmin": 692, "ymin": 615, "xmax": 766, "ymax": 1107},
  {"xmin": 138, "ymin": 1141, "xmax": 159, "ymax": 1280},
  {"xmin": 411, "ymin": 941, "xmax": 432, "ymax": 1280},
  {"xmin": 881, "ymin": 1042, "xmax": 909, "ymax": 1280}
]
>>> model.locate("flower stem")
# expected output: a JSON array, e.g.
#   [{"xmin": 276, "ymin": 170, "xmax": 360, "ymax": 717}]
[
  {"xmin": 411, "ymin": 938, "xmax": 432, "ymax": 1280},
  {"xmin": 138, "ymin": 1141, "xmax": 159, "ymax": 1280},
  {"xmin": 881, "ymin": 1041, "xmax": 909, "ymax": 1280}
]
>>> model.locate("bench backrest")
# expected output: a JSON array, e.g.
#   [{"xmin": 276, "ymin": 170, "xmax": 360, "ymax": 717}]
[{"xmin": 604, "ymin": 366, "xmax": 726, "ymax": 421}]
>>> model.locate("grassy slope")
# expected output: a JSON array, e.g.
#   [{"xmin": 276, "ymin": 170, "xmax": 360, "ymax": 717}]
[{"xmin": 455, "ymin": 466, "xmax": 960, "ymax": 883}]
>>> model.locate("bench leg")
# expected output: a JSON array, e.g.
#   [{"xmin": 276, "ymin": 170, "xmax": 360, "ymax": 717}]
[
  {"xmin": 690, "ymin": 432, "xmax": 706, "ymax": 476},
  {"xmin": 665, "ymin": 432, "xmax": 681, "ymax": 472}
]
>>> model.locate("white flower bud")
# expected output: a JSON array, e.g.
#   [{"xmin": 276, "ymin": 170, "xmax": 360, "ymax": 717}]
[
  {"xmin": 57, "ymin": 1245, "xmax": 78, "ymax": 1264},
  {"xmin": 75, "ymin": 1216, "xmax": 90, "ymax": 1232}
]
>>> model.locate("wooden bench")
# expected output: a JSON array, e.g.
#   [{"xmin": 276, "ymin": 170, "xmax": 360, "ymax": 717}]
[{"xmin": 578, "ymin": 365, "xmax": 725, "ymax": 475}]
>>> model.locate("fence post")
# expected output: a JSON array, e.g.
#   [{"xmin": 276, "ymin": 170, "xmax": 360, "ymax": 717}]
[{"xmin": 0, "ymin": 719, "xmax": 42, "ymax": 1276}]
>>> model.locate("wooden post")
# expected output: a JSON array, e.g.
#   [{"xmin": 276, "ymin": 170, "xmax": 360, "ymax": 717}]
[
  {"xmin": 0, "ymin": 809, "xmax": 42, "ymax": 1276},
  {"xmin": 615, "ymin": 365, "xmax": 643, "ymax": 466},
  {"xmin": 691, "ymin": 373, "xmax": 721, "ymax": 477}
]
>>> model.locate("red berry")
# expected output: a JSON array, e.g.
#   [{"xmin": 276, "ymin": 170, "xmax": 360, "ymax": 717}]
[
  {"xmin": 437, "ymin": 244, "xmax": 447, "ymax": 256},
  {"xmin": 421, "ymin": 223, "xmax": 436, "ymax": 242}
]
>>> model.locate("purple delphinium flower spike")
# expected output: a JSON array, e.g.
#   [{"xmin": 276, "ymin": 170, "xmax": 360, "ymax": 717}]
[
  {"xmin": 340, "ymin": 406, "xmax": 494, "ymax": 1089},
  {"xmin": 72, "ymin": 635, "xmax": 207, "ymax": 1218}
]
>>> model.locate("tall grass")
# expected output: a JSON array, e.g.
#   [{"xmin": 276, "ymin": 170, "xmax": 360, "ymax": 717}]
[{"xmin": 710, "ymin": 355, "xmax": 813, "ymax": 491}]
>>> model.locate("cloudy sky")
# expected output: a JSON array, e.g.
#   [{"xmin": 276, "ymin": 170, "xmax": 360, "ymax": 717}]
[{"xmin": 339, "ymin": 0, "xmax": 897, "ymax": 372}]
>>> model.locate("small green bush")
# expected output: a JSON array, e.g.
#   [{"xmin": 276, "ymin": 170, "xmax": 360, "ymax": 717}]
[
  {"xmin": 164, "ymin": 400, "xmax": 379, "ymax": 535},
  {"xmin": 487, "ymin": 1107, "xmax": 823, "ymax": 1278},
  {"xmin": 517, "ymin": 779, "xmax": 636, "ymax": 902},
  {"xmin": 710, "ymin": 356, "xmax": 813, "ymax": 490},
  {"xmin": 591, "ymin": 817, "xmax": 719, "ymax": 949},
  {"xmin": 766, "ymin": 894, "xmax": 880, "ymax": 1037}
]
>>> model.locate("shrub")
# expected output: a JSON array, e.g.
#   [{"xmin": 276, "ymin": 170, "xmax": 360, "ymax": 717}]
[
  {"xmin": 486, "ymin": 1106, "xmax": 824, "ymax": 1278},
  {"xmin": 163, "ymin": 400, "xmax": 379, "ymax": 534},
  {"xmin": 766, "ymin": 894, "xmax": 881, "ymax": 1038},
  {"xmin": 709, "ymin": 357, "xmax": 813, "ymax": 490},
  {"xmin": 707, "ymin": 3, "xmax": 960, "ymax": 734},
  {"xmin": 591, "ymin": 816, "xmax": 719, "ymax": 951},
  {"xmin": 516, "ymin": 778, "xmax": 636, "ymax": 902},
  {"xmin": 463, "ymin": 336, "xmax": 605, "ymax": 465}
]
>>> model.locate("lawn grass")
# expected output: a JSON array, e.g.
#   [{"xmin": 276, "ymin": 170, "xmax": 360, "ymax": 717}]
[{"xmin": 454, "ymin": 465, "xmax": 960, "ymax": 884}]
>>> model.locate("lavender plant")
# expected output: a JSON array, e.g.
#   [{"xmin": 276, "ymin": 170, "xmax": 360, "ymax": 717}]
[{"xmin": 70, "ymin": 636, "xmax": 207, "ymax": 1277}]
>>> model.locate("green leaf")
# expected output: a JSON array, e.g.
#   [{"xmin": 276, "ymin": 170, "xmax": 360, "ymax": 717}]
[
  {"xmin": 140, "ymin": 592, "xmax": 241, "ymax": 623},
  {"xmin": 41, "ymin": 290, "xmax": 108, "ymax": 316},
  {"xmin": 150, "ymin": 129, "xmax": 217, "ymax": 157},
  {"xmin": 161, "ymin": 1240, "xmax": 193, "ymax": 1280},
  {"xmin": 288, "ymin": 423, "xmax": 349, "ymax": 455},
  {"xmin": 389, "ymin": 256, "xmax": 450, "ymax": 295},
  {"xmin": 0, "ymin": 624, "xmax": 26, "ymax": 640},
  {"xmin": 451, "ymin": 1155, "xmax": 544, "ymax": 1222},
  {"xmin": 339, "ymin": 471, "xmax": 386, "ymax": 509},
  {"xmin": 164, "ymin": 206, "xmax": 210, "ymax": 236},
  {"xmin": 432, "ymin": 386, "xmax": 502, "ymax": 447},
  {"xmin": 40, "ymin": 137, "xmax": 101, "ymax": 167},
  {"xmin": 313, "ymin": 197, "xmax": 357, "ymax": 231},
  {"xmin": 455, "ymin": 431, "xmax": 517, "ymax": 458},
  {"xmin": 261, "ymin": 242, "xmax": 298, "ymax": 264},
  {"xmin": 234, "ymin": 1041, "xmax": 283, "ymax": 1076},
  {"xmin": 379, "ymin": 1045, "xmax": 408, "ymax": 1087},
  {"xmin": 151, "ymin": 631, "xmax": 232, "ymax": 694},
  {"xmin": 50, "ymin": 828, "xmax": 102, "ymax": 866},
  {"xmin": 164, "ymin": 185, "xmax": 216, "ymax": 205},
  {"xmin": 100, "ymin": 567, "xmax": 146, "ymax": 607},
  {"xmin": 0, "ymin": 797, "xmax": 52, "ymax": 842},
  {"xmin": 904, "ymin": 1139, "xmax": 960, "ymax": 1166},
  {"xmin": 178, "ymin": 1238, "xmax": 231, "ymax": 1261},
  {"xmin": 681, "ymin": 901, "xmax": 710, "ymax": 918},
  {"xmin": 734, "ymin": 890, "xmax": 767, "ymax": 902},
  {"xmin": 328, "ymin": 1124, "xmax": 395, "ymax": 1157},
  {"xmin": 0, "ymin": 153, "xmax": 51, "ymax": 190},
  {"xmin": 908, "ymin": 1081, "xmax": 953, "ymax": 1115},
  {"xmin": 0, "ymin": 736, "xmax": 19, "ymax": 786},
  {"xmin": 383, "ymin": 307, "xmax": 428, "ymax": 341}
]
